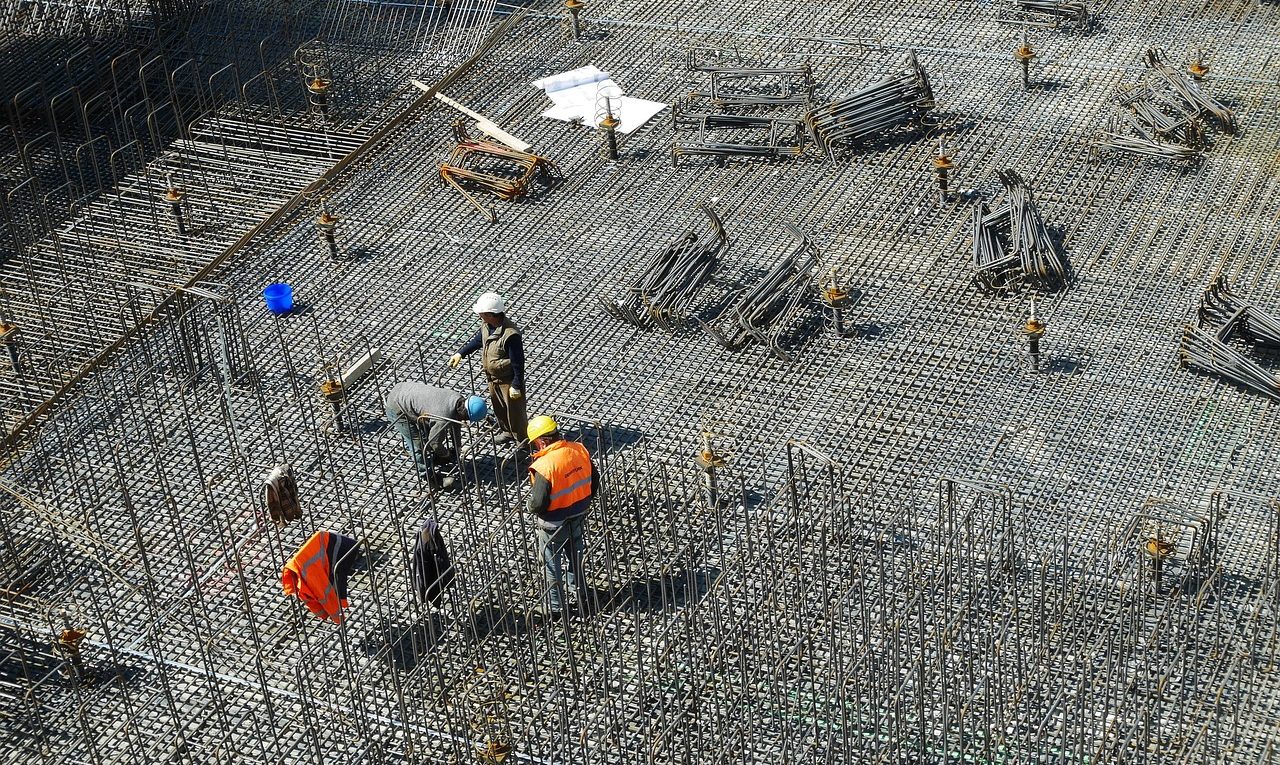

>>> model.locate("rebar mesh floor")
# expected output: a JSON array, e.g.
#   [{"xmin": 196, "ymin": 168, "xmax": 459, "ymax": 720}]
[{"xmin": 2, "ymin": 0, "xmax": 1280, "ymax": 763}]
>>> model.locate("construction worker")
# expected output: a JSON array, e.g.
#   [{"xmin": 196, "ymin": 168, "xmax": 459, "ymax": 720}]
[
  {"xmin": 448, "ymin": 292, "xmax": 527, "ymax": 445},
  {"xmin": 525, "ymin": 415, "xmax": 598, "ymax": 616},
  {"xmin": 385, "ymin": 381, "xmax": 487, "ymax": 489}
]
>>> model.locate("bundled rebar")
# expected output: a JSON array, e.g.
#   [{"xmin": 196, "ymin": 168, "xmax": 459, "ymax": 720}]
[
  {"xmin": 1093, "ymin": 106, "xmax": 1201, "ymax": 162},
  {"xmin": 1093, "ymin": 129, "xmax": 1199, "ymax": 162},
  {"xmin": 1094, "ymin": 52, "xmax": 1234, "ymax": 165},
  {"xmin": 1180, "ymin": 277, "xmax": 1280, "ymax": 400},
  {"xmin": 802, "ymin": 51, "xmax": 934, "ymax": 159},
  {"xmin": 675, "ymin": 63, "xmax": 813, "ymax": 164},
  {"xmin": 439, "ymin": 138, "xmax": 560, "ymax": 222},
  {"xmin": 686, "ymin": 66, "xmax": 815, "ymax": 108},
  {"xmin": 971, "ymin": 170, "xmax": 1067, "ymax": 292},
  {"xmin": 1143, "ymin": 49, "xmax": 1236, "ymax": 134},
  {"xmin": 671, "ymin": 109, "xmax": 808, "ymax": 165},
  {"xmin": 971, "ymin": 202, "xmax": 1016, "ymax": 292},
  {"xmin": 601, "ymin": 204, "xmax": 728, "ymax": 330},
  {"xmin": 1180, "ymin": 327, "xmax": 1280, "ymax": 400},
  {"xmin": 998, "ymin": 0, "xmax": 1090, "ymax": 28},
  {"xmin": 698, "ymin": 225, "xmax": 819, "ymax": 359},
  {"xmin": 1200, "ymin": 276, "xmax": 1280, "ymax": 346}
]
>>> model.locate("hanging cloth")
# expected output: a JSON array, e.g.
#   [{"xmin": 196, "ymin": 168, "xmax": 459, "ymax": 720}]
[
  {"xmin": 410, "ymin": 519, "xmax": 455, "ymax": 606},
  {"xmin": 282, "ymin": 530, "xmax": 359, "ymax": 623},
  {"xmin": 263, "ymin": 464, "xmax": 302, "ymax": 525}
]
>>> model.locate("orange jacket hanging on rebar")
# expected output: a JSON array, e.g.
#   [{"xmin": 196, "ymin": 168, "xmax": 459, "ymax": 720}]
[{"xmin": 281, "ymin": 530, "xmax": 359, "ymax": 624}]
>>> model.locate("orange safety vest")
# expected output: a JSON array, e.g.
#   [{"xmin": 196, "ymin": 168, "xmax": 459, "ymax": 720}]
[
  {"xmin": 529, "ymin": 440, "xmax": 594, "ymax": 514},
  {"xmin": 282, "ymin": 530, "xmax": 353, "ymax": 624}
]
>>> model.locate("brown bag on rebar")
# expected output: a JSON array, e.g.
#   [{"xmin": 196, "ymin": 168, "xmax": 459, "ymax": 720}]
[{"xmin": 263, "ymin": 464, "xmax": 302, "ymax": 525}]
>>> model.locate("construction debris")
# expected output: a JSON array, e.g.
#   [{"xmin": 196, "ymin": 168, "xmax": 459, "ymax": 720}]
[
  {"xmin": 677, "ymin": 54, "xmax": 933, "ymax": 164},
  {"xmin": 424, "ymin": 86, "xmax": 533, "ymax": 152},
  {"xmin": 673, "ymin": 63, "xmax": 813, "ymax": 164}
]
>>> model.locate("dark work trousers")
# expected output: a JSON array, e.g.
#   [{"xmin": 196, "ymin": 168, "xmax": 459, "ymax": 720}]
[
  {"xmin": 488, "ymin": 379, "xmax": 527, "ymax": 442},
  {"xmin": 387, "ymin": 408, "xmax": 459, "ymax": 479}
]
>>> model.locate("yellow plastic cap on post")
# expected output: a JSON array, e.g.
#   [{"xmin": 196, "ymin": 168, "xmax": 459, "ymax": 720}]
[{"xmin": 526, "ymin": 415, "xmax": 558, "ymax": 442}]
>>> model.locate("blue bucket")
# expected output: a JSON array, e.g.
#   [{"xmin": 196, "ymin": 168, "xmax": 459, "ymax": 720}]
[{"xmin": 263, "ymin": 283, "xmax": 294, "ymax": 315}]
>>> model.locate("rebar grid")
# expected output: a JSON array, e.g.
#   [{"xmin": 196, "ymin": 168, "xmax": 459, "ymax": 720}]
[
  {"xmin": 0, "ymin": 0, "xmax": 504, "ymax": 432},
  {"xmin": 1, "ymin": 0, "xmax": 1280, "ymax": 762}
]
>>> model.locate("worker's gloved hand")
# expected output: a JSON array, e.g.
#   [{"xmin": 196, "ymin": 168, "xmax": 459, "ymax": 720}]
[
  {"xmin": 509, "ymin": 388, "xmax": 524, "ymax": 401},
  {"xmin": 448, "ymin": 353, "xmax": 462, "ymax": 369}
]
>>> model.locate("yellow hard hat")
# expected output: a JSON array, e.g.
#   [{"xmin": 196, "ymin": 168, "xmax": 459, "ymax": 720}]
[{"xmin": 526, "ymin": 415, "xmax": 558, "ymax": 442}]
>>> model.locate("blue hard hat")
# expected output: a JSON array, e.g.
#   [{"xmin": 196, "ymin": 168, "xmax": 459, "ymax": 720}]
[{"xmin": 465, "ymin": 395, "xmax": 487, "ymax": 422}]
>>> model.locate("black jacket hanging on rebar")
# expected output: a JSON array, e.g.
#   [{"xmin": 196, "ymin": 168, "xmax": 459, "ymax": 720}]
[{"xmin": 410, "ymin": 520, "xmax": 455, "ymax": 606}]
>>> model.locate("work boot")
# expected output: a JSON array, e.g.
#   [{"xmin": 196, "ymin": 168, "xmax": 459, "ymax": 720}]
[
  {"xmin": 493, "ymin": 431, "xmax": 515, "ymax": 445},
  {"xmin": 440, "ymin": 475, "xmax": 458, "ymax": 491}
]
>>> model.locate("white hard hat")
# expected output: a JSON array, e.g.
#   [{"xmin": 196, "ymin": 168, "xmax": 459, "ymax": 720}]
[{"xmin": 471, "ymin": 292, "xmax": 506, "ymax": 314}]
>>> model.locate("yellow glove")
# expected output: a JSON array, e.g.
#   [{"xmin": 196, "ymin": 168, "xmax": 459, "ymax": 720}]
[
  {"xmin": 448, "ymin": 353, "xmax": 462, "ymax": 369},
  {"xmin": 509, "ymin": 388, "xmax": 524, "ymax": 401}
]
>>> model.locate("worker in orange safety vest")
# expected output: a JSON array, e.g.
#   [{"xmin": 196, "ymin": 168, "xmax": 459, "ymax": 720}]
[
  {"xmin": 282, "ymin": 530, "xmax": 359, "ymax": 624},
  {"xmin": 525, "ymin": 415, "xmax": 598, "ymax": 617}
]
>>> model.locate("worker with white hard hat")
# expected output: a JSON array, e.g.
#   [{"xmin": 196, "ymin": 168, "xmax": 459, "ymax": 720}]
[{"xmin": 449, "ymin": 291, "xmax": 527, "ymax": 445}]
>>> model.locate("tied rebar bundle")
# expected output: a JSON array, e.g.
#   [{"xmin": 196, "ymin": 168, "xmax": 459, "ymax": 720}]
[
  {"xmin": 601, "ymin": 203, "xmax": 728, "ymax": 330},
  {"xmin": 698, "ymin": 225, "xmax": 819, "ymax": 360},
  {"xmin": 998, "ymin": 0, "xmax": 1090, "ymax": 28},
  {"xmin": 971, "ymin": 170, "xmax": 1068, "ymax": 293},
  {"xmin": 686, "ymin": 66, "xmax": 815, "ymax": 108},
  {"xmin": 671, "ymin": 109, "xmax": 809, "ymax": 165},
  {"xmin": 1180, "ymin": 277, "xmax": 1280, "ymax": 400},
  {"xmin": 1093, "ymin": 109, "xmax": 1201, "ymax": 162},
  {"xmin": 1095, "ymin": 49, "xmax": 1235, "ymax": 162},
  {"xmin": 802, "ymin": 51, "xmax": 934, "ymax": 160},
  {"xmin": 673, "ymin": 64, "xmax": 812, "ymax": 164},
  {"xmin": 1092, "ymin": 129, "xmax": 1199, "ymax": 161},
  {"xmin": 1143, "ymin": 49, "xmax": 1236, "ymax": 134},
  {"xmin": 439, "ymin": 138, "xmax": 560, "ymax": 222}
]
